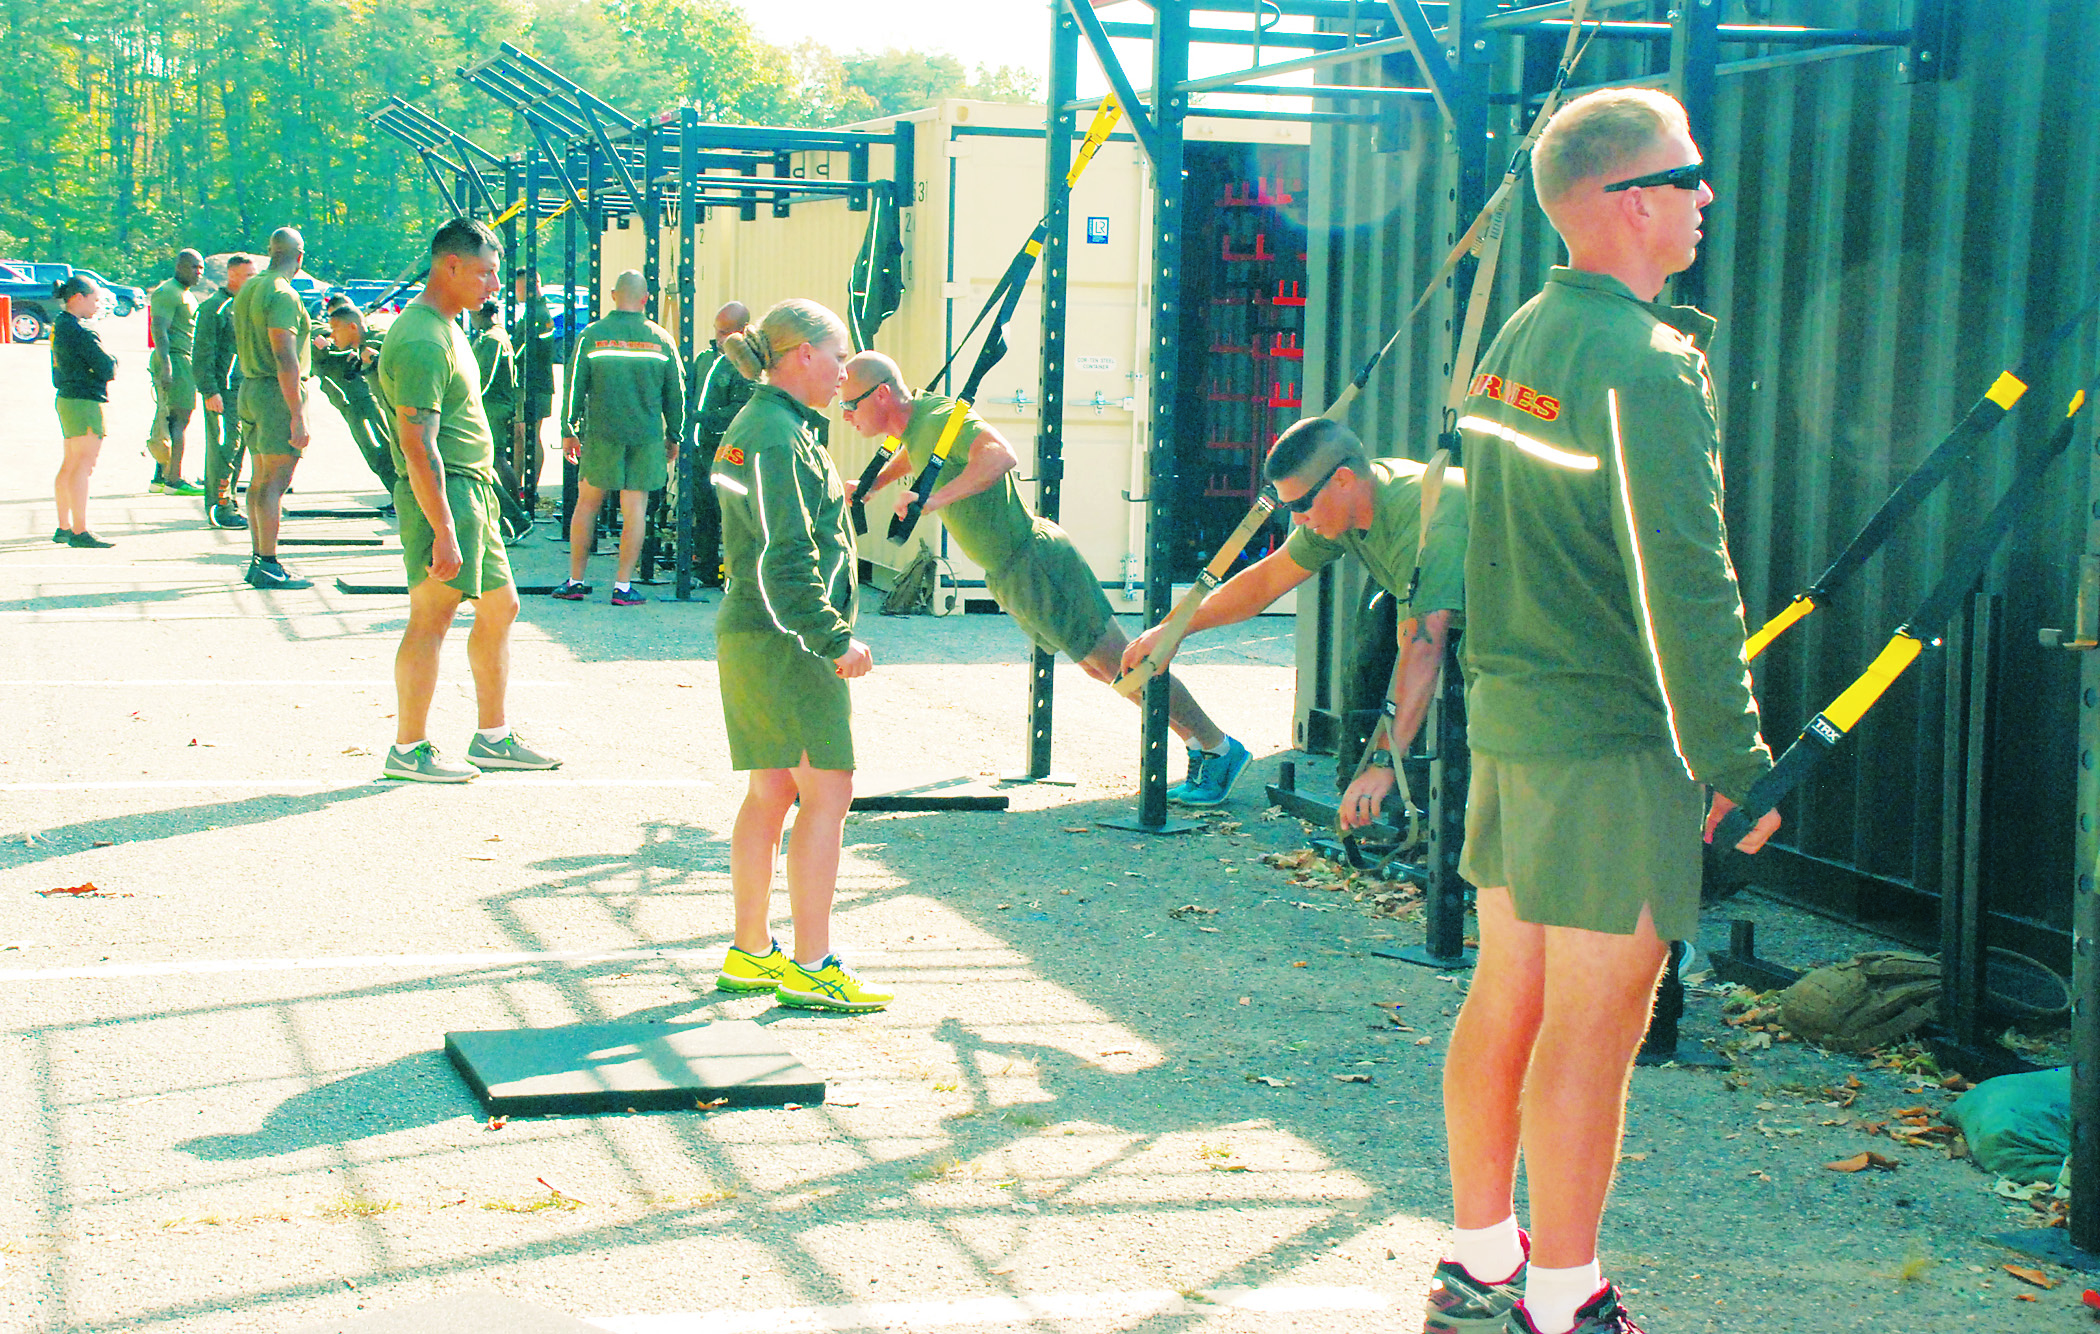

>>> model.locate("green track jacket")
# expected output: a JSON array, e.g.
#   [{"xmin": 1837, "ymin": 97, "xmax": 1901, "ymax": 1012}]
[
  {"xmin": 562, "ymin": 310, "xmax": 682, "ymax": 453},
  {"xmin": 712, "ymin": 385, "xmax": 856, "ymax": 661},
  {"xmin": 473, "ymin": 326, "xmax": 518, "ymax": 431},
  {"xmin": 1458, "ymin": 267, "xmax": 1770, "ymax": 804},
  {"xmin": 193, "ymin": 290, "xmax": 240, "ymax": 400},
  {"xmin": 686, "ymin": 347, "xmax": 754, "ymax": 452}
]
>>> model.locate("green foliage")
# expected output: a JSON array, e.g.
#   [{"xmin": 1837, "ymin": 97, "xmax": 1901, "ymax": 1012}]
[{"xmin": 5, "ymin": 2, "xmax": 1033, "ymax": 283}]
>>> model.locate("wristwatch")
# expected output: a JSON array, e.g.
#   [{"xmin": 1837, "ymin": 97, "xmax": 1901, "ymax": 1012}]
[{"xmin": 1368, "ymin": 748, "xmax": 1395, "ymax": 770}]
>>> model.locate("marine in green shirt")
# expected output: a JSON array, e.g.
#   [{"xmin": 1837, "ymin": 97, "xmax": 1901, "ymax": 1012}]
[
  {"xmin": 193, "ymin": 254, "xmax": 252, "ymax": 528},
  {"xmin": 555, "ymin": 270, "xmax": 684, "ymax": 604},
  {"xmin": 839, "ymin": 350, "xmax": 1250, "ymax": 804},
  {"xmin": 230, "ymin": 228, "xmax": 315, "ymax": 589},
  {"xmin": 145, "ymin": 248, "xmax": 204, "ymax": 495},
  {"xmin": 312, "ymin": 301, "xmax": 398, "ymax": 499},
  {"xmin": 1124, "ymin": 418, "xmax": 1467, "ymax": 821},
  {"xmin": 373, "ymin": 216, "xmax": 558, "ymax": 786}
]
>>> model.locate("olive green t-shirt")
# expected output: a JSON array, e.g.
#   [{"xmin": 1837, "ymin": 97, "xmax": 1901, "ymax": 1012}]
[
  {"xmin": 375, "ymin": 302, "xmax": 497, "ymax": 485},
  {"xmin": 1284, "ymin": 457, "xmax": 1468, "ymax": 618},
  {"xmin": 147, "ymin": 279, "xmax": 197, "ymax": 359},
  {"xmin": 897, "ymin": 392, "xmax": 1036, "ymax": 575},
  {"xmin": 232, "ymin": 272, "xmax": 311, "ymax": 383}
]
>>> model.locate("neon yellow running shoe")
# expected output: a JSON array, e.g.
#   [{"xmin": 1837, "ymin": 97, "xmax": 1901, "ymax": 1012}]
[
  {"xmin": 775, "ymin": 955, "xmax": 892, "ymax": 1013},
  {"xmin": 716, "ymin": 941, "xmax": 793, "ymax": 992}
]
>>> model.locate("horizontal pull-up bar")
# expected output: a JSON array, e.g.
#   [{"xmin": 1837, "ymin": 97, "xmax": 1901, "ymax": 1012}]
[{"xmin": 1504, "ymin": 19, "xmax": 1913, "ymax": 45}]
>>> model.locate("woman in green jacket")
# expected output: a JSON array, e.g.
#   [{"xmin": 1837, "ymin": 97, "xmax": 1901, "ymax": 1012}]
[
  {"xmin": 50, "ymin": 275, "xmax": 117, "ymax": 547},
  {"xmin": 709, "ymin": 299, "xmax": 888, "ymax": 1014}
]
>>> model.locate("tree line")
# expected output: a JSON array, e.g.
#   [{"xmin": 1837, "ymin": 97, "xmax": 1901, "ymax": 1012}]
[{"xmin": 0, "ymin": 0, "xmax": 1034, "ymax": 284}]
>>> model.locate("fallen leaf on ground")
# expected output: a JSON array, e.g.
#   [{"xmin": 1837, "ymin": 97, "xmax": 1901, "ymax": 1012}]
[
  {"xmin": 485, "ymin": 1116, "xmax": 508, "ymax": 1131},
  {"xmin": 1414, "ymin": 1035, "xmax": 1434, "ymax": 1046},
  {"xmin": 1292, "ymin": 961, "xmax": 1308, "ymax": 968},
  {"xmin": 1237, "ymin": 996, "xmax": 1251, "ymax": 1006},
  {"xmin": 1247, "ymin": 1075, "xmax": 1289, "ymax": 1088},
  {"xmin": 1825, "ymin": 1151, "xmax": 1900, "ymax": 1172},
  {"xmin": 1333, "ymin": 1073, "xmax": 1373, "ymax": 1084},
  {"xmin": 1621, "ymin": 1152, "xmax": 1648, "ymax": 1162},
  {"xmin": 1168, "ymin": 903, "xmax": 1218, "ymax": 919},
  {"xmin": 537, "ymin": 1176, "xmax": 586, "ymax": 1204},
  {"xmin": 40, "ymin": 883, "xmax": 129, "ymax": 898},
  {"xmin": 1062, "ymin": 827, "xmax": 1088, "ymax": 834},
  {"xmin": 92, "ymin": 840, "xmax": 113, "ymax": 848},
  {"xmin": 2003, "ymin": 1266, "xmax": 2056, "ymax": 1289}
]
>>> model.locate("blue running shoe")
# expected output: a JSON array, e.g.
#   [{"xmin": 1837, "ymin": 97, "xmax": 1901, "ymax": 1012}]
[
  {"xmin": 1165, "ymin": 746, "xmax": 1205, "ymax": 802},
  {"xmin": 1172, "ymin": 736, "xmax": 1251, "ymax": 807}
]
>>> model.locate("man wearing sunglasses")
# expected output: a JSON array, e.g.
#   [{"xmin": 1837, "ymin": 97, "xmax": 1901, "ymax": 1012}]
[
  {"xmin": 1421, "ymin": 89, "xmax": 1779, "ymax": 1334},
  {"xmin": 1121, "ymin": 416, "xmax": 1467, "ymax": 827},
  {"xmin": 839, "ymin": 350, "xmax": 1251, "ymax": 805}
]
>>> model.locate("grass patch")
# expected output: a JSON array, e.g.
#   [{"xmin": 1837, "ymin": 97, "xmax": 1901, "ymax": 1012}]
[
  {"xmin": 909, "ymin": 1156, "xmax": 980, "ymax": 1183},
  {"xmin": 321, "ymin": 1195, "xmax": 400, "ymax": 1219},
  {"xmin": 646, "ymin": 1189, "xmax": 737, "ymax": 1208},
  {"xmin": 1003, "ymin": 1110, "xmax": 1048, "ymax": 1129}
]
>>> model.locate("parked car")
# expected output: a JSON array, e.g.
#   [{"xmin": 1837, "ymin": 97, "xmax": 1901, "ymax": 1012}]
[
  {"xmin": 340, "ymin": 278, "xmax": 423, "ymax": 313},
  {"xmin": 287, "ymin": 273, "xmax": 343, "ymax": 315},
  {"xmin": 511, "ymin": 285, "xmax": 593, "ymax": 341},
  {"xmin": 0, "ymin": 267, "xmax": 61, "ymax": 341},
  {"xmin": 70, "ymin": 269, "xmax": 146, "ymax": 317}
]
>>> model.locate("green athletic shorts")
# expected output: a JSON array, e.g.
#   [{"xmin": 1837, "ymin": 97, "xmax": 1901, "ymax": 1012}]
[
  {"xmin": 1460, "ymin": 747, "xmax": 1706, "ymax": 940},
  {"xmin": 716, "ymin": 630, "xmax": 854, "ymax": 772},
  {"xmin": 153, "ymin": 357, "xmax": 196, "ymax": 419},
  {"xmin": 582, "ymin": 434, "xmax": 669, "ymax": 493},
  {"xmin": 395, "ymin": 474, "xmax": 512, "ymax": 600},
  {"xmin": 986, "ymin": 522, "xmax": 1115, "ymax": 662},
  {"xmin": 238, "ymin": 376, "xmax": 309, "ymax": 457},
  {"xmin": 55, "ymin": 397, "xmax": 105, "ymax": 437}
]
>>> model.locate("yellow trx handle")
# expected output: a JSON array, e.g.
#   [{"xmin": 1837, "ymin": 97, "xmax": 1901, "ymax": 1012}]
[
  {"xmin": 1744, "ymin": 594, "xmax": 1816, "ymax": 662},
  {"xmin": 1067, "ymin": 94, "xmax": 1122, "ymax": 188},
  {"xmin": 1824, "ymin": 633, "xmax": 1924, "ymax": 733},
  {"xmin": 492, "ymin": 197, "xmax": 529, "ymax": 227}
]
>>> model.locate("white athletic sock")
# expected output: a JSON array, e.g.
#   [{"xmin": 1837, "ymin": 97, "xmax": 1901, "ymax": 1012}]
[
  {"xmin": 615, "ymin": 581, "xmax": 633, "ymax": 592},
  {"xmin": 1449, "ymin": 1215, "xmax": 1524, "ymax": 1284},
  {"xmin": 1521, "ymin": 1261, "xmax": 1603, "ymax": 1334},
  {"xmin": 795, "ymin": 954, "xmax": 831, "ymax": 971},
  {"xmin": 392, "ymin": 739, "xmax": 426, "ymax": 754},
  {"xmin": 477, "ymin": 726, "xmax": 511, "ymax": 744},
  {"xmin": 1203, "ymin": 739, "xmax": 1231, "ymax": 756}
]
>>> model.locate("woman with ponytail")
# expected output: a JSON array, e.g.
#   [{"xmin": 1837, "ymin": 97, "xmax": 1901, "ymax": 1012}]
[
  {"xmin": 50, "ymin": 275, "xmax": 117, "ymax": 547},
  {"xmin": 708, "ymin": 299, "xmax": 889, "ymax": 1014}
]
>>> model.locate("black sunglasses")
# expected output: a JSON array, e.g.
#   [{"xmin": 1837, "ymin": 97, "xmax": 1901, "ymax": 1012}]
[
  {"xmin": 840, "ymin": 381, "xmax": 885, "ymax": 412},
  {"xmin": 1602, "ymin": 162, "xmax": 1708, "ymax": 194},
  {"xmin": 1281, "ymin": 463, "xmax": 1343, "ymax": 514}
]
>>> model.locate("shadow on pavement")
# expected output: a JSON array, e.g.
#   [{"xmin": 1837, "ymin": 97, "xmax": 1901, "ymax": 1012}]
[{"xmin": 0, "ymin": 783, "xmax": 393, "ymax": 871}]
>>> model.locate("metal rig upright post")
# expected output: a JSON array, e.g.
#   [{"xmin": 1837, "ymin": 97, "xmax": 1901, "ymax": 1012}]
[
  {"xmin": 1024, "ymin": 4, "xmax": 1081, "ymax": 783},
  {"xmin": 1134, "ymin": 0, "xmax": 1193, "ymax": 834},
  {"xmin": 676, "ymin": 106, "xmax": 700, "ymax": 602}
]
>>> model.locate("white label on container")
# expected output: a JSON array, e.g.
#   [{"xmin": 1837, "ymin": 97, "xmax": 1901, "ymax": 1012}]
[{"xmin": 1075, "ymin": 356, "xmax": 1116, "ymax": 373}]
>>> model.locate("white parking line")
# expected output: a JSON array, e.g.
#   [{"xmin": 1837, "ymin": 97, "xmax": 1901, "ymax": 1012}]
[
  {"xmin": 0, "ymin": 777, "xmax": 717, "ymax": 791},
  {"xmin": 0, "ymin": 679, "xmax": 568, "ymax": 687},
  {"xmin": 585, "ymin": 1286, "xmax": 1394, "ymax": 1334}
]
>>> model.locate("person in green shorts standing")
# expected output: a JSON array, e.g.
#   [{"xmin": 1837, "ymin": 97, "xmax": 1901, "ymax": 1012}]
[
  {"xmin": 232, "ymin": 228, "xmax": 316, "ymax": 590},
  {"xmin": 312, "ymin": 299, "xmax": 400, "ymax": 502},
  {"xmin": 375, "ymin": 217, "xmax": 562, "ymax": 784},
  {"xmin": 709, "ymin": 298, "xmax": 889, "ymax": 1015},
  {"xmin": 682, "ymin": 301, "xmax": 754, "ymax": 588},
  {"xmin": 513, "ymin": 270, "xmax": 558, "ymax": 509},
  {"xmin": 1419, "ymin": 89, "xmax": 1779, "ymax": 1334},
  {"xmin": 50, "ymin": 274, "xmax": 118, "ymax": 548},
  {"xmin": 554, "ymin": 270, "xmax": 684, "ymax": 606},
  {"xmin": 840, "ymin": 351, "xmax": 1251, "ymax": 804},
  {"xmin": 146, "ymin": 248, "xmax": 205, "ymax": 497},
  {"xmin": 1123, "ymin": 418, "xmax": 1467, "ymax": 825},
  {"xmin": 194, "ymin": 254, "xmax": 252, "ymax": 529}
]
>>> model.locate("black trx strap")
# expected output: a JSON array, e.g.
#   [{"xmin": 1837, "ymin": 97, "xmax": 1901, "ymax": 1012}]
[
  {"xmin": 1744, "ymin": 288, "xmax": 2100, "ymax": 660},
  {"xmin": 1713, "ymin": 380, "xmax": 2092, "ymax": 849},
  {"xmin": 872, "ymin": 95, "xmax": 1123, "ymax": 543}
]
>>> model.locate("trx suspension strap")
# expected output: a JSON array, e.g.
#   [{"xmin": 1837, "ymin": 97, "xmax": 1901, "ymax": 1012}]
[
  {"xmin": 1743, "ymin": 288, "xmax": 2100, "ymax": 661},
  {"xmin": 1712, "ymin": 380, "xmax": 2092, "ymax": 850},
  {"xmin": 1116, "ymin": 8, "xmax": 1597, "ymax": 699},
  {"xmin": 1341, "ymin": 450, "xmax": 1450, "ymax": 840},
  {"xmin": 871, "ymin": 95, "xmax": 1124, "ymax": 542},
  {"xmin": 1326, "ymin": 0, "xmax": 1599, "ymax": 423}
]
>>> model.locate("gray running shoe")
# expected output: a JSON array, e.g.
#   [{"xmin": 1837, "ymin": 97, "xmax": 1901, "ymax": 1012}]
[
  {"xmin": 247, "ymin": 558, "xmax": 312, "ymax": 590},
  {"xmin": 1425, "ymin": 1251, "xmax": 1527, "ymax": 1333},
  {"xmin": 382, "ymin": 741, "xmax": 480, "ymax": 783},
  {"xmin": 1507, "ymin": 1283, "xmax": 1643, "ymax": 1334},
  {"xmin": 466, "ymin": 731, "xmax": 562, "ymax": 771}
]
